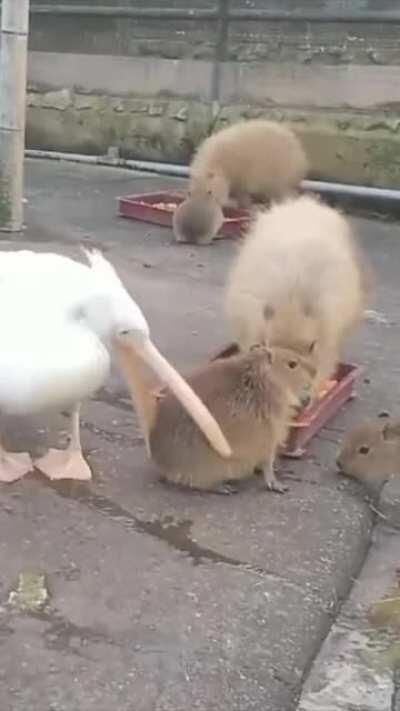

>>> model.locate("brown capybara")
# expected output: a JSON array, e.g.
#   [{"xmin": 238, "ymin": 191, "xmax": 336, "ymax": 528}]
[
  {"xmin": 172, "ymin": 194, "xmax": 224, "ymax": 245},
  {"xmin": 188, "ymin": 119, "xmax": 308, "ymax": 209},
  {"xmin": 117, "ymin": 343, "xmax": 315, "ymax": 494},
  {"xmin": 337, "ymin": 418, "xmax": 400, "ymax": 492}
]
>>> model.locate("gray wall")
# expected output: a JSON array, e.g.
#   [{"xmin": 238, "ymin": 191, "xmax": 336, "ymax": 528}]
[{"xmin": 20, "ymin": 1, "xmax": 400, "ymax": 186}]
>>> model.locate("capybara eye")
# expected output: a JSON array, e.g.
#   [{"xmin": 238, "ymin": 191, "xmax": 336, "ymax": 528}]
[
  {"xmin": 288, "ymin": 360, "xmax": 298, "ymax": 369},
  {"xmin": 358, "ymin": 445, "xmax": 370, "ymax": 455}
]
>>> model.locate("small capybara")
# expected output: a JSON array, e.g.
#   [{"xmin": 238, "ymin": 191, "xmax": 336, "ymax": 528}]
[
  {"xmin": 188, "ymin": 119, "xmax": 308, "ymax": 209},
  {"xmin": 337, "ymin": 418, "xmax": 400, "ymax": 493},
  {"xmin": 225, "ymin": 194, "xmax": 370, "ymax": 399},
  {"xmin": 172, "ymin": 194, "xmax": 224, "ymax": 245},
  {"xmin": 117, "ymin": 343, "xmax": 315, "ymax": 494}
]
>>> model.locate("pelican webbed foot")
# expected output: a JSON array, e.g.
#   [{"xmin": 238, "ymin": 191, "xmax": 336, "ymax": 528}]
[
  {"xmin": 34, "ymin": 447, "xmax": 91, "ymax": 481},
  {"xmin": 34, "ymin": 403, "xmax": 91, "ymax": 481},
  {"xmin": 0, "ymin": 449, "xmax": 33, "ymax": 483}
]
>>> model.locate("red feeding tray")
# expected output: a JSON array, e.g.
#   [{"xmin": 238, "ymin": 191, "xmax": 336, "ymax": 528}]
[
  {"xmin": 117, "ymin": 191, "xmax": 250, "ymax": 237},
  {"xmin": 211, "ymin": 343, "xmax": 362, "ymax": 458}
]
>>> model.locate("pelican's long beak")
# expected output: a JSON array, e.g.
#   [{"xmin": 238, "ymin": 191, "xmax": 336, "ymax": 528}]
[{"xmin": 117, "ymin": 337, "xmax": 232, "ymax": 459}]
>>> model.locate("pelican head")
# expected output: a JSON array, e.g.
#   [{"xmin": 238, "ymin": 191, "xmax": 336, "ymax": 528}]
[{"xmin": 82, "ymin": 248, "xmax": 231, "ymax": 459}]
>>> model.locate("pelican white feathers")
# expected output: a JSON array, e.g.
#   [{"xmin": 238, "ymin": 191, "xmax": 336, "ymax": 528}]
[{"xmin": 0, "ymin": 248, "xmax": 231, "ymax": 483}]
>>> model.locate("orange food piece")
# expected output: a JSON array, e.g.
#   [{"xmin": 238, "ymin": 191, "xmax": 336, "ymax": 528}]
[
  {"xmin": 318, "ymin": 379, "xmax": 337, "ymax": 399},
  {"xmin": 134, "ymin": 200, "xmax": 177, "ymax": 211},
  {"xmin": 152, "ymin": 201, "xmax": 177, "ymax": 211}
]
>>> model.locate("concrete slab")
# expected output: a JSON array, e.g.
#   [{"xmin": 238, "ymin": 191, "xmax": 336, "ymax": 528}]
[
  {"xmin": 298, "ymin": 524, "xmax": 400, "ymax": 711},
  {"xmin": 0, "ymin": 158, "xmax": 399, "ymax": 710}
]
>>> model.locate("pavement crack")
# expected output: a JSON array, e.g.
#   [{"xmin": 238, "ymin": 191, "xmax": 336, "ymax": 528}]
[
  {"xmin": 41, "ymin": 479, "xmax": 298, "ymax": 585},
  {"xmin": 1, "ymin": 590, "xmax": 117, "ymax": 657},
  {"xmin": 60, "ymin": 410, "xmax": 144, "ymax": 447},
  {"xmin": 2, "ymin": 605, "xmax": 117, "ymax": 657},
  {"xmin": 80, "ymin": 417, "xmax": 142, "ymax": 446},
  {"xmin": 35, "ymin": 609, "xmax": 116, "ymax": 656},
  {"xmin": 271, "ymin": 667, "xmax": 297, "ymax": 691}
]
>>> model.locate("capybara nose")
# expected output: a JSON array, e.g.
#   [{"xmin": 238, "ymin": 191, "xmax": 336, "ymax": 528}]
[{"xmin": 300, "ymin": 391, "xmax": 311, "ymax": 409}]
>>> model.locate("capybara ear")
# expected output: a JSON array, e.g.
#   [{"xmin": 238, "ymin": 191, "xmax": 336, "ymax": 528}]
[
  {"xmin": 265, "ymin": 347, "xmax": 274, "ymax": 364},
  {"xmin": 382, "ymin": 421, "xmax": 400, "ymax": 442},
  {"xmin": 250, "ymin": 343, "xmax": 274, "ymax": 363}
]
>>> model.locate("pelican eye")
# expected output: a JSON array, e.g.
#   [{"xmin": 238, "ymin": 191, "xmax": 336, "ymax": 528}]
[{"xmin": 119, "ymin": 329, "xmax": 130, "ymax": 336}]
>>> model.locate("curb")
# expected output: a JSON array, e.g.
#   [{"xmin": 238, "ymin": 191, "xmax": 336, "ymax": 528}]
[
  {"xmin": 297, "ymin": 511, "xmax": 400, "ymax": 710},
  {"xmin": 380, "ymin": 475, "xmax": 400, "ymax": 530}
]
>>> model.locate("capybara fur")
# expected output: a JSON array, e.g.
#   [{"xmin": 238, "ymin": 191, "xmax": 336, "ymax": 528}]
[
  {"xmin": 173, "ymin": 195, "xmax": 224, "ymax": 245},
  {"xmin": 188, "ymin": 119, "xmax": 308, "ymax": 209},
  {"xmin": 337, "ymin": 418, "xmax": 400, "ymax": 493},
  {"xmin": 225, "ymin": 194, "xmax": 369, "ymax": 399},
  {"xmin": 149, "ymin": 344, "xmax": 315, "ymax": 493}
]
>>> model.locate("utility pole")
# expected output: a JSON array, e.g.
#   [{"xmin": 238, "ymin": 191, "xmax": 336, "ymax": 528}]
[{"xmin": 0, "ymin": 0, "xmax": 30, "ymax": 232}]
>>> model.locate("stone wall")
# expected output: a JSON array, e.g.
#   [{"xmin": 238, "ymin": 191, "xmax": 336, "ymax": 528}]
[{"xmin": 22, "ymin": 1, "xmax": 400, "ymax": 187}]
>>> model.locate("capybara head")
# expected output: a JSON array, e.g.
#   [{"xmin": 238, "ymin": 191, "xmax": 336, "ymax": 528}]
[
  {"xmin": 188, "ymin": 171, "xmax": 229, "ymax": 205},
  {"xmin": 262, "ymin": 300, "xmax": 320, "ymax": 360},
  {"xmin": 337, "ymin": 418, "xmax": 400, "ymax": 485},
  {"xmin": 173, "ymin": 195, "xmax": 224, "ymax": 245},
  {"xmin": 248, "ymin": 343, "xmax": 316, "ymax": 405}
]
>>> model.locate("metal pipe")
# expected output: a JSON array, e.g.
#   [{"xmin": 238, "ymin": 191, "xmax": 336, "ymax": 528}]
[
  {"xmin": 25, "ymin": 149, "xmax": 100, "ymax": 165},
  {"xmin": 302, "ymin": 179, "xmax": 400, "ymax": 203},
  {"xmin": 229, "ymin": 9, "xmax": 400, "ymax": 23},
  {"xmin": 124, "ymin": 159, "xmax": 188, "ymax": 178},
  {"xmin": 27, "ymin": 5, "xmax": 218, "ymax": 19},
  {"xmin": 24, "ymin": 149, "xmax": 189, "ymax": 175},
  {"xmin": 25, "ymin": 148, "xmax": 400, "ymax": 205},
  {"xmin": 5, "ymin": 4, "xmax": 398, "ymax": 23}
]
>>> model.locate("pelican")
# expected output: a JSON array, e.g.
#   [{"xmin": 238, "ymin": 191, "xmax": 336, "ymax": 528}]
[{"xmin": 0, "ymin": 248, "xmax": 231, "ymax": 483}]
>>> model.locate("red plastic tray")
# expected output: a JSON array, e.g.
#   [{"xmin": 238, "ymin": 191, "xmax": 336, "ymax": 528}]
[
  {"xmin": 211, "ymin": 343, "xmax": 362, "ymax": 458},
  {"xmin": 117, "ymin": 191, "xmax": 250, "ymax": 237}
]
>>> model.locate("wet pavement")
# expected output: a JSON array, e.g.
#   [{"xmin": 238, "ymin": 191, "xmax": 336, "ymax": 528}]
[{"xmin": 0, "ymin": 159, "xmax": 399, "ymax": 710}]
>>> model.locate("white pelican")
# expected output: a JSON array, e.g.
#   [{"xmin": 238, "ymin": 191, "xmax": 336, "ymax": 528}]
[{"xmin": 0, "ymin": 248, "xmax": 231, "ymax": 483}]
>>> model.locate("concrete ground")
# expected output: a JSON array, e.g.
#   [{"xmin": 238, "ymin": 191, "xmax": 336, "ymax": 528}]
[{"xmin": 0, "ymin": 158, "xmax": 399, "ymax": 711}]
